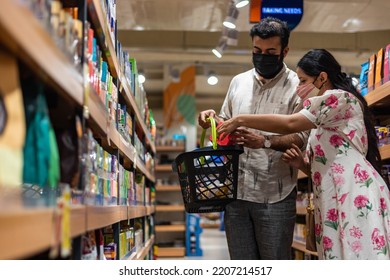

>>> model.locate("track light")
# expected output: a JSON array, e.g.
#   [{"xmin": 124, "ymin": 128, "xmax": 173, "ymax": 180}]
[
  {"xmin": 234, "ymin": 0, "xmax": 249, "ymax": 8},
  {"xmin": 138, "ymin": 71, "xmax": 145, "ymax": 84},
  {"xmin": 207, "ymin": 71, "xmax": 218, "ymax": 86},
  {"xmin": 223, "ymin": 4, "xmax": 239, "ymax": 29},
  {"xmin": 226, "ymin": 29, "xmax": 239, "ymax": 46},
  {"xmin": 212, "ymin": 37, "xmax": 227, "ymax": 58}
]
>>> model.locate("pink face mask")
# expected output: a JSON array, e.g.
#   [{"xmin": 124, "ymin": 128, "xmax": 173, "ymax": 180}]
[{"xmin": 296, "ymin": 83, "xmax": 320, "ymax": 100}]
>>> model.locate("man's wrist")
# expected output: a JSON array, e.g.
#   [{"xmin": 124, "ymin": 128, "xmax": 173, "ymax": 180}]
[{"xmin": 264, "ymin": 135, "xmax": 271, "ymax": 148}]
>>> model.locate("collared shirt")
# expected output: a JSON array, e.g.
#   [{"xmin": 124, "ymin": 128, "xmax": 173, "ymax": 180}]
[{"xmin": 219, "ymin": 65, "xmax": 306, "ymax": 203}]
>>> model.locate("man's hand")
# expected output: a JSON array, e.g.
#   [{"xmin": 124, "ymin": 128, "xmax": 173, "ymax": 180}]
[
  {"xmin": 231, "ymin": 128, "xmax": 265, "ymax": 149},
  {"xmin": 198, "ymin": 109, "xmax": 223, "ymax": 129}
]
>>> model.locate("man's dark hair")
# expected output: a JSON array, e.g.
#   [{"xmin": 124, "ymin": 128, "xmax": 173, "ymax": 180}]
[{"xmin": 250, "ymin": 17, "xmax": 290, "ymax": 50}]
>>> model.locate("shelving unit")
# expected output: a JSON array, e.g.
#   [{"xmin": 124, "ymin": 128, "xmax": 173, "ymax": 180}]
[
  {"xmin": 0, "ymin": 0, "xmax": 84, "ymax": 107},
  {"xmin": 154, "ymin": 144, "xmax": 186, "ymax": 258},
  {"xmin": 292, "ymin": 78, "xmax": 390, "ymax": 259},
  {"xmin": 0, "ymin": 0, "xmax": 155, "ymax": 260},
  {"xmin": 0, "ymin": 204, "xmax": 156, "ymax": 260},
  {"xmin": 125, "ymin": 234, "xmax": 155, "ymax": 260}
]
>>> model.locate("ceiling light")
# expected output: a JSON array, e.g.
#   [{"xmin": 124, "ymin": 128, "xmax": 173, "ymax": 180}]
[
  {"xmin": 207, "ymin": 71, "xmax": 218, "ymax": 86},
  {"xmin": 212, "ymin": 48, "xmax": 223, "ymax": 58},
  {"xmin": 223, "ymin": 4, "xmax": 239, "ymax": 29},
  {"xmin": 226, "ymin": 29, "xmax": 239, "ymax": 46},
  {"xmin": 234, "ymin": 0, "xmax": 249, "ymax": 8},
  {"xmin": 138, "ymin": 72, "xmax": 145, "ymax": 84},
  {"xmin": 212, "ymin": 37, "xmax": 227, "ymax": 58}
]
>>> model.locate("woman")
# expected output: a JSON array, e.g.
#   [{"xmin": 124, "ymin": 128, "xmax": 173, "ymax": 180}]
[{"xmin": 217, "ymin": 49, "xmax": 390, "ymax": 260}]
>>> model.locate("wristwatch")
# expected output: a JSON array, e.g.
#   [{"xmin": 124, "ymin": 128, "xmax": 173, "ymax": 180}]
[{"xmin": 264, "ymin": 135, "xmax": 271, "ymax": 148}]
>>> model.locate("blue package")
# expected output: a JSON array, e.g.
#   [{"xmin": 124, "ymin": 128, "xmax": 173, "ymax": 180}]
[{"xmin": 360, "ymin": 60, "xmax": 369, "ymax": 96}]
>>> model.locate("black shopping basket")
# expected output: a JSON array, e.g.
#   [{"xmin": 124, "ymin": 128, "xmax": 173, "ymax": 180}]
[{"xmin": 173, "ymin": 117, "xmax": 243, "ymax": 213}]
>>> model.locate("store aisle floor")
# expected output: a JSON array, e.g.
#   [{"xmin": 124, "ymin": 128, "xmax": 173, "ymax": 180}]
[{"xmin": 187, "ymin": 228, "xmax": 230, "ymax": 260}]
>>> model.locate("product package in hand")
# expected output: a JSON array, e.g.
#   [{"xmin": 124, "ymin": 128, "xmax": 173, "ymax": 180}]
[{"xmin": 209, "ymin": 121, "xmax": 238, "ymax": 146}]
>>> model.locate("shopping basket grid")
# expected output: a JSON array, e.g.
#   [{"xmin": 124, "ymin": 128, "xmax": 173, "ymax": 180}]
[{"xmin": 173, "ymin": 117, "xmax": 243, "ymax": 213}]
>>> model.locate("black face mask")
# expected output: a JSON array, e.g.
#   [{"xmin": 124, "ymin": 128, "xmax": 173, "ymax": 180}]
[{"xmin": 252, "ymin": 53, "xmax": 284, "ymax": 79}]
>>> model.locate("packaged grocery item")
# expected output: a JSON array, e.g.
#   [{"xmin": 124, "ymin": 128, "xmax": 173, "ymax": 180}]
[
  {"xmin": 368, "ymin": 53, "xmax": 376, "ymax": 92},
  {"xmin": 375, "ymin": 48, "xmax": 384, "ymax": 89},
  {"xmin": 360, "ymin": 60, "xmax": 369, "ymax": 96},
  {"xmin": 383, "ymin": 44, "xmax": 390, "ymax": 84},
  {"xmin": 0, "ymin": 51, "xmax": 25, "ymax": 188}
]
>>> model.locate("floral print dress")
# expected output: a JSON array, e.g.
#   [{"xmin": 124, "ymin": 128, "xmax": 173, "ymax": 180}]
[{"xmin": 300, "ymin": 89, "xmax": 390, "ymax": 259}]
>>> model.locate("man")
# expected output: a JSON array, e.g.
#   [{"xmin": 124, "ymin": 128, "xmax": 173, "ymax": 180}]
[{"xmin": 198, "ymin": 17, "xmax": 307, "ymax": 260}]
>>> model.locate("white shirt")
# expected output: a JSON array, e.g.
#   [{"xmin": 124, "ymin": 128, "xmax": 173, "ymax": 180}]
[{"xmin": 219, "ymin": 65, "xmax": 305, "ymax": 203}]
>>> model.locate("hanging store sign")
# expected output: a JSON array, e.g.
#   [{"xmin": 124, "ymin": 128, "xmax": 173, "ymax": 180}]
[{"xmin": 250, "ymin": 0, "xmax": 304, "ymax": 31}]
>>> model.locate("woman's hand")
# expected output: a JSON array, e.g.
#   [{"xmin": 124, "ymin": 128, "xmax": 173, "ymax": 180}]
[
  {"xmin": 216, "ymin": 116, "xmax": 240, "ymax": 138},
  {"xmin": 281, "ymin": 143, "xmax": 306, "ymax": 170}
]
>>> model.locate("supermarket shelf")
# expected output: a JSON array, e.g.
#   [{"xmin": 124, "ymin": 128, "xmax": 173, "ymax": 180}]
[
  {"xmin": 0, "ymin": 0, "xmax": 83, "ymax": 106},
  {"xmin": 292, "ymin": 240, "xmax": 318, "ymax": 257},
  {"xmin": 146, "ymin": 205, "xmax": 156, "ymax": 216},
  {"xmin": 117, "ymin": 134, "xmax": 136, "ymax": 168},
  {"xmin": 0, "ymin": 204, "xmax": 155, "ymax": 259},
  {"xmin": 136, "ymin": 157, "xmax": 155, "ymax": 183},
  {"xmin": 120, "ymin": 76, "xmax": 156, "ymax": 154},
  {"xmin": 88, "ymin": 0, "xmax": 156, "ymax": 155},
  {"xmin": 155, "ymin": 164, "xmax": 174, "ymax": 172},
  {"xmin": 0, "ymin": 208, "xmax": 54, "ymax": 260},
  {"xmin": 156, "ymin": 205, "xmax": 185, "ymax": 212},
  {"xmin": 127, "ymin": 235, "xmax": 155, "ymax": 260},
  {"xmin": 70, "ymin": 205, "xmax": 87, "ymax": 237},
  {"xmin": 379, "ymin": 144, "xmax": 390, "ymax": 160},
  {"xmin": 156, "ymin": 185, "xmax": 181, "ymax": 192},
  {"xmin": 87, "ymin": 0, "xmax": 119, "ymax": 77},
  {"xmin": 86, "ymin": 205, "xmax": 127, "ymax": 231},
  {"xmin": 156, "ymin": 145, "xmax": 186, "ymax": 153},
  {"xmin": 156, "ymin": 247, "xmax": 186, "ymax": 258},
  {"xmin": 155, "ymin": 224, "xmax": 186, "ymax": 232},
  {"xmin": 87, "ymin": 87, "xmax": 137, "ymax": 167},
  {"xmin": 127, "ymin": 205, "xmax": 146, "ymax": 219},
  {"xmin": 87, "ymin": 86, "xmax": 110, "ymax": 136},
  {"xmin": 365, "ymin": 81, "xmax": 390, "ymax": 107}
]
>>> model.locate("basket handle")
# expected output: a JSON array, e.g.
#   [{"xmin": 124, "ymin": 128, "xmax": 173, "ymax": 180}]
[{"xmin": 200, "ymin": 116, "xmax": 217, "ymax": 150}]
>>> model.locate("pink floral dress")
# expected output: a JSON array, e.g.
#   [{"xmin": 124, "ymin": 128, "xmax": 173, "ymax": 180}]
[{"xmin": 300, "ymin": 89, "xmax": 390, "ymax": 259}]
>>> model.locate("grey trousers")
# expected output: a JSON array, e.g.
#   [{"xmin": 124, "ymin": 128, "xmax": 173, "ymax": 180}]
[{"xmin": 224, "ymin": 189, "xmax": 297, "ymax": 260}]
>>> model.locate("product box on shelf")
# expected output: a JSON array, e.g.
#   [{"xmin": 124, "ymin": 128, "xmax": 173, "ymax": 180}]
[
  {"xmin": 104, "ymin": 243, "xmax": 117, "ymax": 260},
  {"xmin": 118, "ymin": 165, "xmax": 127, "ymax": 205},
  {"xmin": 134, "ymin": 229, "xmax": 144, "ymax": 253},
  {"xmin": 134, "ymin": 172, "xmax": 145, "ymax": 205},
  {"xmin": 368, "ymin": 53, "xmax": 376, "ymax": 92},
  {"xmin": 109, "ymin": 154, "xmax": 118, "ymax": 205},
  {"xmin": 375, "ymin": 126, "xmax": 390, "ymax": 147},
  {"xmin": 375, "ymin": 47, "xmax": 384, "ymax": 89},
  {"xmin": 128, "ymin": 171, "xmax": 135, "ymax": 205},
  {"xmin": 383, "ymin": 44, "xmax": 390, "ymax": 84},
  {"xmin": 359, "ymin": 68, "xmax": 368, "ymax": 94},
  {"xmin": 129, "ymin": 58, "xmax": 137, "ymax": 94}
]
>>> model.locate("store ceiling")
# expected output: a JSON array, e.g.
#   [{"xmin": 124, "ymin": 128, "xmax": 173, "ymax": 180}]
[{"xmin": 116, "ymin": 0, "xmax": 390, "ymax": 117}]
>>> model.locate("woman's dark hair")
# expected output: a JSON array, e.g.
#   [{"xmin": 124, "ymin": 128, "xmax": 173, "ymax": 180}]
[
  {"xmin": 250, "ymin": 17, "xmax": 290, "ymax": 50},
  {"xmin": 297, "ymin": 49, "xmax": 382, "ymax": 174}
]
